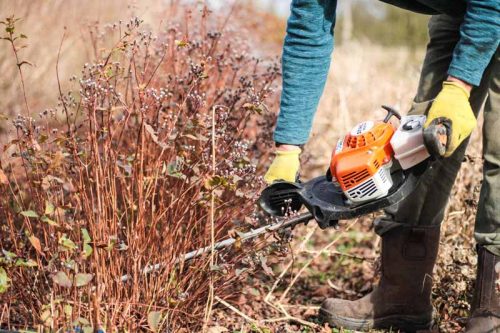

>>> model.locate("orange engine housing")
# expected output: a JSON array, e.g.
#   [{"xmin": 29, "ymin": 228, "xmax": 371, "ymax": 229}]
[{"xmin": 330, "ymin": 121, "xmax": 395, "ymax": 192}]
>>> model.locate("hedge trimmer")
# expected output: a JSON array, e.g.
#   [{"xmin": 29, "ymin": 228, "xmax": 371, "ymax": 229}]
[{"xmin": 122, "ymin": 106, "xmax": 448, "ymax": 282}]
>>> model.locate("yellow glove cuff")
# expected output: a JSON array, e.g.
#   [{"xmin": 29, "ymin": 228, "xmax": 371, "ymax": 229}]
[
  {"xmin": 274, "ymin": 148, "xmax": 302, "ymax": 157},
  {"xmin": 263, "ymin": 148, "xmax": 301, "ymax": 184},
  {"xmin": 442, "ymin": 81, "xmax": 470, "ymax": 99}
]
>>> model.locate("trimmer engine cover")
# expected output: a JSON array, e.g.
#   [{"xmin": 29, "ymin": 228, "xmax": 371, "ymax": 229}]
[{"xmin": 330, "ymin": 120, "xmax": 395, "ymax": 203}]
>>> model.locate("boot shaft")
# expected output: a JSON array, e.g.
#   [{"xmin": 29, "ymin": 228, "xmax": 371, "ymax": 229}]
[
  {"xmin": 464, "ymin": 246, "xmax": 500, "ymax": 332},
  {"xmin": 380, "ymin": 225, "xmax": 441, "ymax": 296},
  {"xmin": 471, "ymin": 246, "xmax": 500, "ymax": 313}
]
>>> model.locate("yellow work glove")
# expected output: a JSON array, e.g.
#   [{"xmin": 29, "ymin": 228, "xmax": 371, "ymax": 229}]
[
  {"xmin": 263, "ymin": 147, "xmax": 301, "ymax": 184},
  {"xmin": 424, "ymin": 81, "xmax": 476, "ymax": 157}
]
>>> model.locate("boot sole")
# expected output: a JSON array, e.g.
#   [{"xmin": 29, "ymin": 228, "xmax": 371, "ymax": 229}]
[{"xmin": 319, "ymin": 308, "xmax": 433, "ymax": 332}]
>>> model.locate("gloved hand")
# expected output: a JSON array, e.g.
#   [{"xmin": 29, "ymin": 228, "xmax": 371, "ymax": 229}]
[
  {"xmin": 424, "ymin": 81, "xmax": 476, "ymax": 157},
  {"xmin": 263, "ymin": 146, "xmax": 301, "ymax": 184}
]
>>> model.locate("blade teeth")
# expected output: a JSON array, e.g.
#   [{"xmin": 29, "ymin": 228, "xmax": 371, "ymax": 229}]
[{"xmin": 269, "ymin": 194, "xmax": 300, "ymax": 205}]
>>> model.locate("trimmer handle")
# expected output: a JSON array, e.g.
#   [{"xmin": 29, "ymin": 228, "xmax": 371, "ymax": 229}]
[
  {"xmin": 382, "ymin": 105, "xmax": 402, "ymax": 123},
  {"xmin": 423, "ymin": 117, "xmax": 451, "ymax": 158}
]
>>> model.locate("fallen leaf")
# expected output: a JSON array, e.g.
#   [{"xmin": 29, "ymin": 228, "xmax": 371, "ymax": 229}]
[
  {"xmin": 74, "ymin": 273, "xmax": 93, "ymax": 287},
  {"xmin": 20, "ymin": 210, "xmax": 39, "ymax": 218},
  {"xmin": 81, "ymin": 228, "xmax": 93, "ymax": 259},
  {"xmin": 259, "ymin": 255, "xmax": 274, "ymax": 276},
  {"xmin": 63, "ymin": 304, "xmax": 72, "ymax": 317},
  {"xmin": 82, "ymin": 244, "xmax": 93, "ymax": 259},
  {"xmin": 0, "ymin": 169, "xmax": 8, "ymax": 185},
  {"xmin": 249, "ymin": 287, "xmax": 260, "ymax": 297},
  {"xmin": 234, "ymin": 236, "xmax": 242, "ymax": 250},
  {"xmin": 175, "ymin": 39, "xmax": 189, "ymax": 47},
  {"xmin": 41, "ymin": 175, "xmax": 64, "ymax": 191},
  {"xmin": 44, "ymin": 201, "xmax": 55, "ymax": 216},
  {"xmin": 40, "ymin": 309, "xmax": 52, "ymax": 326},
  {"xmin": 147, "ymin": 311, "xmax": 162, "ymax": 332},
  {"xmin": 59, "ymin": 234, "xmax": 77, "ymax": 252},
  {"xmin": 0, "ymin": 267, "xmax": 10, "ymax": 293},
  {"xmin": 41, "ymin": 216, "xmax": 59, "ymax": 227},
  {"xmin": 2, "ymin": 250, "xmax": 16, "ymax": 260},
  {"xmin": 15, "ymin": 258, "xmax": 37, "ymax": 267},
  {"xmin": 144, "ymin": 123, "xmax": 167, "ymax": 149},
  {"xmin": 81, "ymin": 228, "xmax": 91, "ymax": 243},
  {"xmin": 52, "ymin": 271, "xmax": 72, "ymax": 288},
  {"xmin": 28, "ymin": 235, "xmax": 43, "ymax": 255}
]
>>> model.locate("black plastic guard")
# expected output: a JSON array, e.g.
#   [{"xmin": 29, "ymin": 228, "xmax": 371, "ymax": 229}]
[
  {"xmin": 259, "ymin": 160, "xmax": 430, "ymax": 228},
  {"xmin": 258, "ymin": 181, "xmax": 304, "ymax": 216}
]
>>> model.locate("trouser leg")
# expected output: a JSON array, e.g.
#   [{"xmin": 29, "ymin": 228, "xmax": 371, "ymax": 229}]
[
  {"xmin": 375, "ymin": 14, "xmax": 494, "ymax": 235},
  {"xmin": 475, "ymin": 48, "xmax": 500, "ymax": 256}
]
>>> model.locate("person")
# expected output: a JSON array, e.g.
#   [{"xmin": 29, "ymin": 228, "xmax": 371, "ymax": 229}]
[{"xmin": 264, "ymin": 1, "xmax": 499, "ymax": 332}]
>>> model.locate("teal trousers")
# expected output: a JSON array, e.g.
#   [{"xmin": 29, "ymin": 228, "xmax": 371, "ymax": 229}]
[{"xmin": 376, "ymin": 15, "xmax": 500, "ymax": 256}]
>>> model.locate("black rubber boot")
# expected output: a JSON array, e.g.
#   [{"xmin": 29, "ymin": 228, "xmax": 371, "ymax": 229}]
[{"xmin": 319, "ymin": 224, "xmax": 440, "ymax": 332}]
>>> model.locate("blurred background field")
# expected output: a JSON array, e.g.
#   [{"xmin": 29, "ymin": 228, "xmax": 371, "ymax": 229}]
[
  {"xmin": 0, "ymin": 1, "xmax": 482, "ymax": 332},
  {"xmin": 0, "ymin": 0, "xmax": 429, "ymax": 127}
]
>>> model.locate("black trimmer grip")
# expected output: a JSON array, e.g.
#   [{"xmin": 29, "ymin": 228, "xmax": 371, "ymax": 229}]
[
  {"xmin": 423, "ymin": 117, "xmax": 451, "ymax": 158},
  {"xmin": 382, "ymin": 105, "xmax": 402, "ymax": 123}
]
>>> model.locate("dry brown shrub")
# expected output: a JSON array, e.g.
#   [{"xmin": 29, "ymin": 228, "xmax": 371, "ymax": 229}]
[{"xmin": 0, "ymin": 5, "xmax": 279, "ymax": 331}]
